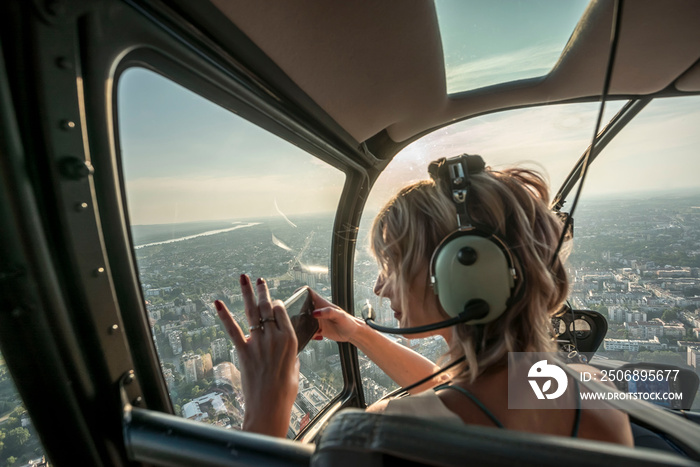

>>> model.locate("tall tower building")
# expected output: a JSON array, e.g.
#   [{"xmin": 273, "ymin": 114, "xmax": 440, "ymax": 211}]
[
  {"xmin": 229, "ymin": 347, "xmax": 239, "ymax": 369},
  {"xmin": 211, "ymin": 338, "xmax": 228, "ymax": 363},
  {"xmin": 182, "ymin": 353, "xmax": 199, "ymax": 383}
]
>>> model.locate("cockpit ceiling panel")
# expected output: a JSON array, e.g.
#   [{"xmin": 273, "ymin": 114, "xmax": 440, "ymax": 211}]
[
  {"xmin": 211, "ymin": 0, "xmax": 700, "ymax": 144},
  {"xmin": 676, "ymin": 62, "xmax": 700, "ymax": 92}
]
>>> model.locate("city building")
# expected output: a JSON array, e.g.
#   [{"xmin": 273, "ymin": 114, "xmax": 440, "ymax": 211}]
[
  {"xmin": 200, "ymin": 310, "xmax": 216, "ymax": 326},
  {"xmin": 181, "ymin": 392, "xmax": 227, "ymax": 422},
  {"xmin": 211, "ymin": 337, "xmax": 228, "ymax": 362},
  {"xmin": 174, "ymin": 298, "xmax": 197, "ymax": 314},
  {"xmin": 168, "ymin": 330, "xmax": 183, "ymax": 355},
  {"xmin": 182, "ymin": 353, "xmax": 204, "ymax": 383},
  {"xmin": 299, "ymin": 386, "xmax": 329, "ymax": 418},
  {"xmin": 604, "ymin": 336, "xmax": 666, "ymax": 352},
  {"xmin": 300, "ymin": 347, "xmax": 317, "ymax": 367},
  {"xmin": 608, "ymin": 305, "xmax": 627, "ymax": 323},
  {"xmin": 292, "ymin": 262, "xmax": 329, "ymax": 288},
  {"xmin": 162, "ymin": 367, "xmax": 175, "ymax": 389},
  {"xmin": 148, "ymin": 307, "xmax": 161, "ymax": 321},
  {"xmin": 229, "ymin": 347, "xmax": 239, "ymax": 369},
  {"xmin": 624, "ymin": 321, "xmax": 662, "ymax": 339},
  {"xmin": 662, "ymin": 324, "xmax": 686, "ymax": 338},
  {"xmin": 688, "ymin": 345, "xmax": 700, "ymax": 370},
  {"xmin": 625, "ymin": 310, "xmax": 647, "ymax": 323}
]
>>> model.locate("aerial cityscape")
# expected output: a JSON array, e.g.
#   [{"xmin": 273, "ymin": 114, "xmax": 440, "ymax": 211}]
[
  {"xmin": 2, "ymin": 192, "xmax": 700, "ymax": 464},
  {"xmin": 567, "ymin": 194, "xmax": 700, "ymax": 382}
]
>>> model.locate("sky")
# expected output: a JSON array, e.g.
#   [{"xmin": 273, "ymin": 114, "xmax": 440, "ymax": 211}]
[
  {"xmin": 118, "ymin": 68, "xmax": 346, "ymax": 225},
  {"xmin": 434, "ymin": 0, "xmax": 590, "ymax": 92},
  {"xmin": 364, "ymin": 96, "xmax": 700, "ymax": 217},
  {"xmin": 116, "ymin": 1, "xmax": 700, "ymax": 226}
]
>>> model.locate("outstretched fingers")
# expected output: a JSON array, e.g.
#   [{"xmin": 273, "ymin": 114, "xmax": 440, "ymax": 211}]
[
  {"xmin": 239, "ymin": 274, "xmax": 260, "ymax": 325},
  {"xmin": 256, "ymin": 277, "xmax": 274, "ymax": 321},
  {"xmin": 215, "ymin": 300, "xmax": 246, "ymax": 349}
]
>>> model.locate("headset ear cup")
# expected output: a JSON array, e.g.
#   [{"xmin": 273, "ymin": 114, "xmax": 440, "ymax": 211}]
[{"xmin": 431, "ymin": 231, "xmax": 514, "ymax": 324}]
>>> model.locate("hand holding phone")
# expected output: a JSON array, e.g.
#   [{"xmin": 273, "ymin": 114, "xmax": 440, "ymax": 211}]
[{"xmin": 283, "ymin": 286, "xmax": 319, "ymax": 354}]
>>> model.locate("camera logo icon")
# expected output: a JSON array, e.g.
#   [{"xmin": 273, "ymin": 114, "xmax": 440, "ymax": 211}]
[{"xmin": 528, "ymin": 360, "xmax": 568, "ymax": 400}]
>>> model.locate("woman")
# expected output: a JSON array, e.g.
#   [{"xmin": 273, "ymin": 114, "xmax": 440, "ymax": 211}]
[{"xmin": 214, "ymin": 158, "xmax": 633, "ymax": 445}]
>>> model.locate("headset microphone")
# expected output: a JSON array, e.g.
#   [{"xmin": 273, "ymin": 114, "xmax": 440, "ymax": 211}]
[{"xmin": 362, "ymin": 300, "xmax": 489, "ymax": 335}]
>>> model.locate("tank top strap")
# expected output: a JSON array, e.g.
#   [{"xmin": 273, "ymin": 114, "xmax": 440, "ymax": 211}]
[
  {"xmin": 435, "ymin": 380, "xmax": 581, "ymax": 437},
  {"xmin": 434, "ymin": 384, "xmax": 505, "ymax": 429}
]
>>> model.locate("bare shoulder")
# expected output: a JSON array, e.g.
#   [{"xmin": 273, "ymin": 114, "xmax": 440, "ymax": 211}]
[
  {"xmin": 579, "ymin": 404, "xmax": 634, "ymax": 446},
  {"xmin": 569, "ymin": 364, "xmax": 634, "ymax": 446}
]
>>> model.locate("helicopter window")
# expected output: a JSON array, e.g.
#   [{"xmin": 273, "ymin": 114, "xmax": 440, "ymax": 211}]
[
  {"xmin": 566, "ymin": 95, "xmax": 700, "ymax": 390},
  {"xmin": 354, "ymin": 101, "xmax": 624, "ymax": 402},
  {"xmin": 0, "ymin": 352, "xmax": 50, "ymax": 465},
  {"xmin": 117, "ymin": 67, "xmax": 346, "ymax": 437}
]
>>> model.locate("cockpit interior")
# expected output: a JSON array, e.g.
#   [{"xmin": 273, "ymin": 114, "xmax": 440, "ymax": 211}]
[{"xmin": 1, "ymin": 0, "xmax": 700, "ymax": 465}]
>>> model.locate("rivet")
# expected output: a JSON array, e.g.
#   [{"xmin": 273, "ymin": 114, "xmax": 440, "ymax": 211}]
[
  {"xmin": 94, "ymin": 267, "xmax": 105, "ymax": 277},
  {"xmin": 56, "ymin": 57, "xmax": 72, "ymax": 70},
  {"xmin": 110, "ymin": 324, "xmax": 119, "ymax": 333},
  {"xmin": 75, "ymin": 202, "xmax": 89, "ymax": 212},
  {"xmin": 60, "ymin": 120, "xmax": 76, "ymax": 130},
  {"xmin": 132, "ymin": 396, "xmax": 143, "ymax": 407},
  {"xmin": 124, "ymin": 373, "xmax": 135, "ymax": 385}
]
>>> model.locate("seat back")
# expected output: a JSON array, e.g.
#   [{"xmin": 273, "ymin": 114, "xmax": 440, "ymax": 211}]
[{"xmin": 311, "ymin": 410, "xmax": 699, "ymax": 467}]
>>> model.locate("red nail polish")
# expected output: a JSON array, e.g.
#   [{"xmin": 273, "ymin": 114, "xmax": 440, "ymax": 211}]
[
  {"xmin": 257, "ymin": 277, "xmax": 264, "ymax": 285},
  {"xmin": 312, "ymin": 310, "xmax": 321, "ymax": 317},
  {"xmin": 314, "ymin": 336, "xmax": 323, "ymax": 340},
  {"xmin": 215, "ymin": 300, "xmax": 223, "ymax": 312},
  {"xmin": 240, "ymin": 274, "xmax": 248, "ymax": 286}
]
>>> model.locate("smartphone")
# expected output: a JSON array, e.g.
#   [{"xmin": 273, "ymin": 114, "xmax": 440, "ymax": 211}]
[{"xmin": 283, "ymin": 286, "xmax": 319, "ymax": 354}]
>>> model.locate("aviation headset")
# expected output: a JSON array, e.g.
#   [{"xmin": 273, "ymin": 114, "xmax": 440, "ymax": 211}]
[{"xmin": 364, "ymin": 154, "xmax": 519, "ymax": 335}]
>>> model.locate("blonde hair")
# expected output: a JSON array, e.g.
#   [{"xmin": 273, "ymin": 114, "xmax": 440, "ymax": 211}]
[{"xmin": 370, "ymin": 167, "xmax": 568, "ymax": 382}]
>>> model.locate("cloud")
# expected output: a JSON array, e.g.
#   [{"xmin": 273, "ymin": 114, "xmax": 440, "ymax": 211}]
[{"xmin": 445, "ymin": 44, "xmax": 562, "ymax": 93}]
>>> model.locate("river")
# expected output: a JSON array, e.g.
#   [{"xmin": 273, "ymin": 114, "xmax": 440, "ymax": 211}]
[{"xmin": 134, "ymin": 222, "xmax": 261, "ymax": 249}]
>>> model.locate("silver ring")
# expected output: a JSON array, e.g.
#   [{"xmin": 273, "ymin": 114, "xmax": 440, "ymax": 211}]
[
  {"xmin": 249, "ymin": 324, "xmax": 263, "ymax": 332},
  {"xmin": 260, "ymin": 317, "xmax": 277, "ymax": 324}
]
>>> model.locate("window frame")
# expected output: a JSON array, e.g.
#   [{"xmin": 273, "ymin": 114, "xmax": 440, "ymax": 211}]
[
  {"xmin": 101, "ymin": 6, "xmax": 375, "ymax": 438},
  {"xmin": 113, "ymin": 55, "xmax": 357, "ymax": 434}
]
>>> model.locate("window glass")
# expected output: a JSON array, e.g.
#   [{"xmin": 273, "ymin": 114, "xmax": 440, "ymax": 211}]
[
  {"xmin": 118, "ymin": 68, "xmax": 346, "ymax": 437},
  {"xmin": 566, "ymin": 96, "xmax": 700, "ymax": 408},
  {"xmin": 354, "ymin": 101, "xmax": 624, "ymax": 402},
  {"xmin": 434, "ymin": 0, "xmax": 590, "ymax": 93},
  {"xmin": 0, "ymin": 353, "xmax": 50, "ymax": 465}
]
